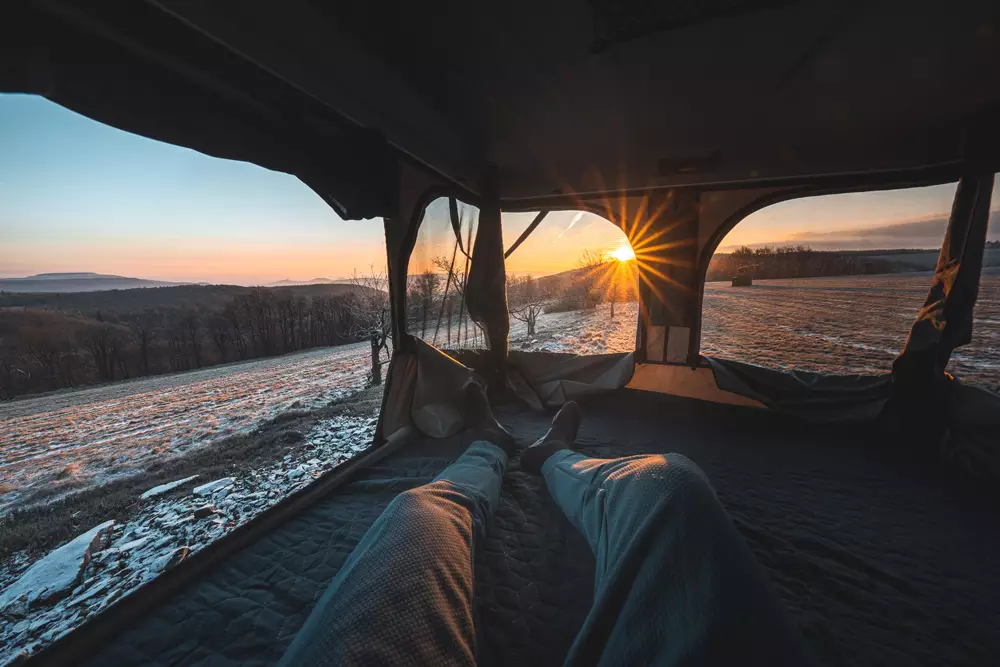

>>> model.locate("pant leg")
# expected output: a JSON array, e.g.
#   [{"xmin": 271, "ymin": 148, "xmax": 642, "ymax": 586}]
[
  {"xmin": 542, "ymin": 451, "xmax": 812, "ymax": 667},
  {"xmin": 279, "ymin": 441, "xmax": 507, "ymax": 667}
]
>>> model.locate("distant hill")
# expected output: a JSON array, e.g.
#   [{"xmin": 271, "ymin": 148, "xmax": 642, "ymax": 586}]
[
  {"xmin": 0, "ymin": 272, "xmax": 188, "ymax": 293},
  {"xmin": 266, "ymin": 278, "xmax": 339, "ymax": 287},
  {"xmin": 0, "ymin": 281, "xmax": 381, "ymax": 399},
  {"xmin": 0, "ymin": 282, "xmax": 368, "ymax": 315}
]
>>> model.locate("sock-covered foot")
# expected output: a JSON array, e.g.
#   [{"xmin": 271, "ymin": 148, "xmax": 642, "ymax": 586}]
[
  {"xmin": 520, "ymin": 401, "xmax": 583, "ymax": 474},
  {"xmin": 462, "ymin": 381, "xmax": 516, "ymax": 456}
]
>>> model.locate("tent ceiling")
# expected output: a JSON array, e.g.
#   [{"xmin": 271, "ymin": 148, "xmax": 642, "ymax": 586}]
[
  {"xmin": 5, "ymin": 0, "xmax": 1000, "ymax": 214},
  {"xmin": 158, "ymin": 0, "xmax": 1000, "ymax": 199}
]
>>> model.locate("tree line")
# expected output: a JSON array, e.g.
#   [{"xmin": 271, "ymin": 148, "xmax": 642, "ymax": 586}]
[
  {"xmin": 706, "ymin": 245, "xmax": 927, "ymax": 282},
  {"xmin": 0, "ymin": 280, "xmax": 389, "ymax": 399}
]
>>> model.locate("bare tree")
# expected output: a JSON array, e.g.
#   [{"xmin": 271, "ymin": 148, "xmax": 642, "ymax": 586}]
[
  {"xmin": 345, "ymin": 266, "xmax": 392, "ymax": 385},
  {"xmin": 129, "ymin": 311, "xmax": 157, "ymax": 375},
  {"xmin": 182, "ymin": 311, "xmax": 203, "ymax": 368},
  {"xmin": 571, "ymin": 250, "xmax": 605, "ymax": 311},
  {"xmin": 0, "ymin": 337, "xmax": 21, "ymax": 399},
  {"xmin": 508, "ymin": 274, "xmax": 547, "ymax": 337},
  {"xmin": 223, "ymin": 302, "xmax": 248, "ymax": 359},
  {"xmin": 208, "ymin": 315, "xmax": 230, "ymax": 362},
  {"xmin": 79, "ymin": 316, "xmax": 123, "ymax": 382},
  {"xmin": 411, "ymin": 270, "xmax": 440, "ymax": 338}
]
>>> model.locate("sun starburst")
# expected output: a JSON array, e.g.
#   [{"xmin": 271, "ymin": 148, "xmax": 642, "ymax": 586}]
[{"xmin": 608, "ymin": 243, "xmax": 635, "ymax": 263}]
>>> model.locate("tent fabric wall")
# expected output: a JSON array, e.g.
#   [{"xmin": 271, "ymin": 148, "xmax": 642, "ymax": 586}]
[
  {"xmin": 409, "ymin": 339, "xmax": 479, "ymax": 439},
  {"xmin": 463, "ymin": 169, "xmax": 510, "ymax": 381},
  {"xmin": 1, "ymin": 1, "xmax": 399, "ymax": 221}
]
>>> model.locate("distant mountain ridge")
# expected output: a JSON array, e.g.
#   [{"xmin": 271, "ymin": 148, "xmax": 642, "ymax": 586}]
[
  {"xmin": 265, "ymin": 278, "xmax": 341, "ymax": 287},
  {"xmin": 0, "ymin": 272, "xmax": 190, "ymax": 293}
]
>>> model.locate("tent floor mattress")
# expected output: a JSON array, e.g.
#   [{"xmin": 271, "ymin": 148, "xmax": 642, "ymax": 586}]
[{"xmin": 82, "ymin": 389, "xmax": 1000, "ymax": 667}]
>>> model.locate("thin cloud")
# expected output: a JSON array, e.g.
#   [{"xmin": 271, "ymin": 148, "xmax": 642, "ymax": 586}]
[
  {"xmin": 726, "ymin": 212, "xmax": 999, "ymax": 251},
  {"xmin": 556, "ymin": 211, "xmax": 584, "ymax": 239}
]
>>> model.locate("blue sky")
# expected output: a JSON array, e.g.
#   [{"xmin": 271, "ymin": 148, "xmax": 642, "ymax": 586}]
[
  {"xmin": 0, "ymin": 94, "xmax": 385, "ymax": 283},
  {"xmin": 0, "ymin": 94, "xmax": 995, "ymax": 283}
]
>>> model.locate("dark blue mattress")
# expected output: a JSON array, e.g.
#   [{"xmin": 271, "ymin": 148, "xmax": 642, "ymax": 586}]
[{"xmin": 81, "ymin": 390, "xmax": 1000, "ymax": 666}]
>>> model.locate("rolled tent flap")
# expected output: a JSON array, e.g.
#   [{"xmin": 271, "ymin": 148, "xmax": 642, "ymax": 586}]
[
  {"xmin": 898, "ymin": 171, "xmax": 994, "ymax": 365},
  {"xmin": 704, "ymin": 355, "xmax": 1000, "ymax": 482},
  {"xmin": 890, "ymin": 170, "xmax": 995, "ymax": 446},
  {"xmin": 705, "ymin": 357, "xmax": 893, "ymax": 423},
  {"xmin": 506, "ymin": 351, "xmax": 636, "ymax": 407}
]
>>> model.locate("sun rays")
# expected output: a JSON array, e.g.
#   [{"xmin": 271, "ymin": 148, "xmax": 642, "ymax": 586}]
[{"xmin": 562, "ymin": 190, "xmax": 696, "ymax": 322}]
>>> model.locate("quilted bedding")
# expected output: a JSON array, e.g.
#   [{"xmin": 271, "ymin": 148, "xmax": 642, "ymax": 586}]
[{"xmin": 83, "ymin": 390, "xmax": 1000, "ymax": 666}]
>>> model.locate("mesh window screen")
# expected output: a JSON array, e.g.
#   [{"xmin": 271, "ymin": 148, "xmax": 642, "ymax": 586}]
[{"xmin": 408, "ymin": 197, "xmax": 486, "ymax": 349}]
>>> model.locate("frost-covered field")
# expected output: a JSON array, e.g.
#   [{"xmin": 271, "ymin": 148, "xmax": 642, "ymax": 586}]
[
  {"xmin": 1, "ymin": 343, "xmax": 375, "ymax": 513},
  {"xmin": 1, "ymin": 342, "xmax": 382, "ymax": 663},
  {"xmin": 511, "ymin": 272, "xmax": 1000, "ymax": 388},
  {"xmin": 702, "ymin": 272, "xmax": 1000, "ymax": 387}
]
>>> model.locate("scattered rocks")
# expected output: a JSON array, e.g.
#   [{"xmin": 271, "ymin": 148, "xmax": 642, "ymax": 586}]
[
  {"xmin": 114, "ymin": 536, "xmax": 152, "ymax": 553},
  {"xmin": 152, "ymin": 547, "xmax": 189, "ymax": 573},
  {"xmin": 193, "ymin": 505, "xmax": 217, "ymax": 519},
  {"xmin": 66, "ymin": 579, "xmax": 113, "ymax": 608},
  {"xmin": 1, "ymin": 412, "xmax": 378, "ymax": 665},
  {"xmin": 140, "ymin": 475, "xmax": 199, "ymax": 500},
  {"xmin": 193, "ymin": 477, "xmax": 234, "ymax": 496}
]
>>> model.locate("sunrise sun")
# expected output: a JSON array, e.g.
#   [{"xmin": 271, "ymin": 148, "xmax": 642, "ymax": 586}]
[{"xmin": 608, "ymin": 243, "xmax": 636, "ymax": 263}]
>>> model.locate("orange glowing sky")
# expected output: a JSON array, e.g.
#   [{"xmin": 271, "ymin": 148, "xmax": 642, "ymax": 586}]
[{"xmin": 2, "ymin": 95, "xmax": 997, "ymax": 285}]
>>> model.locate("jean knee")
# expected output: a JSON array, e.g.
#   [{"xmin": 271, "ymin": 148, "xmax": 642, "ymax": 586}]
[
  {"xmin": 658, "ymin": 454, "xmax": 724, "ymax": 514},
  {"xmin": 388, "ymin": 484, "xmax": 461, "ymax": 532},
  {"xmin": 617, "ymin": 454, "xmax": 717, "ymax": 512},
  {"xmin": 662, "ymin": 453, "xmax": 712, "ymax": 487},
  {"xmin": 615, "ymin": 453, "xmax": 707, "ymax": 484}
]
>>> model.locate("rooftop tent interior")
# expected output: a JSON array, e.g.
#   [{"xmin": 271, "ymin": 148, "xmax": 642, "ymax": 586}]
[{"xmin": 4, "ymin": 0, "xmax": 1000, "ymax": 665}]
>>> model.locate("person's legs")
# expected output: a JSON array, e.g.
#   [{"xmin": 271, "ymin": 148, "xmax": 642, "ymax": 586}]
[
  {"xmin": 528, "ymin": 405, "xmax": 812, "ymax": 667},
  {"xmin": 279, "ymin": 384, "xmax": 513, "ymax": 667}
]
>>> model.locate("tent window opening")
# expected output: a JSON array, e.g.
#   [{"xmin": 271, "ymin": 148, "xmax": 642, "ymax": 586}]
[
  {"xmin": 0, "ymin": 94, "xmax": 391, "ymax": 656},
  {"xmin": 502, "ymin": 209, "xmax": 638, "ymax": 355},
  {"xmin": 698, "ymin": 180, "xmax": 992, "ymax": 378},
  {"xmin": 407, "ymin": 197, "xmax": 486, "ymax": 350}
]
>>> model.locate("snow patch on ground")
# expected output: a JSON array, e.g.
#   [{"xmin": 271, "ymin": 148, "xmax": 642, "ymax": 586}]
[
  {"xmin": 0, "ymin": 521, "xmax": 115, "ymax": 616},
  {"xmin": 140, "ymin": 476, "xmax": 199, "ymax": 500}
]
